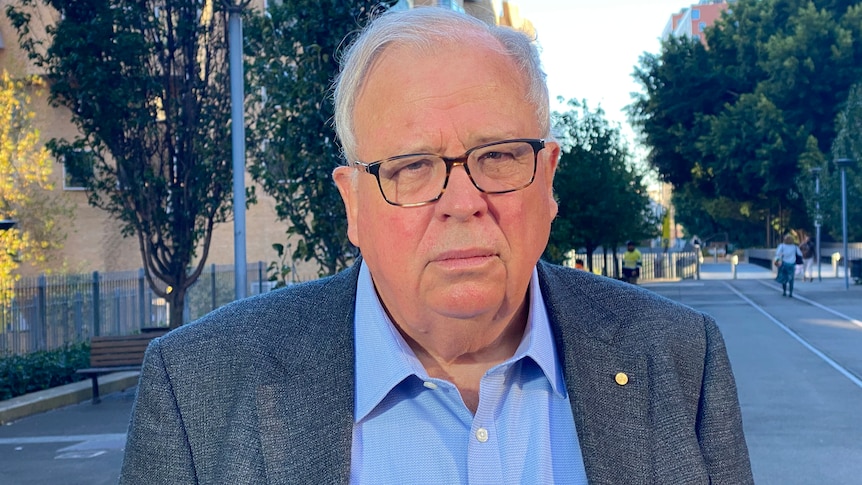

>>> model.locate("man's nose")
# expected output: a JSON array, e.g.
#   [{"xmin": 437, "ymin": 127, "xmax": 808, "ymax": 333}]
[{"xmin": 436, "ymin": 163, "xmax": 486, "ymax": 216}]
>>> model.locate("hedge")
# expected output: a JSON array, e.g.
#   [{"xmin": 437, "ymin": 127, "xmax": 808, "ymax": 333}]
[{"xmin": 0, "ymin": 342, "xmax": 91, "ymax": 401}]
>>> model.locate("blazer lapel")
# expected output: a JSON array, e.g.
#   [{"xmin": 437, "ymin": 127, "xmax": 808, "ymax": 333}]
[
  {"xmin": 257, "ymin": 380, "xmax": 353, "ymax": 484},
  {"xmin": 256, "ymin": 264, "xmax": 361, "ymax": 484},
  {"xmin": 538, "ymin": 262, "xmax": 651, "ymax": 484},
  {"xmin": 561, "ymin": 335, "xmax": 650, "ymax": 484}
]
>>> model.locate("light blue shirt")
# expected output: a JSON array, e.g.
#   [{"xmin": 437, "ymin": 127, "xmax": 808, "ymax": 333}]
[{"xmin": 351, "ymin": 262, "xmax": 587, "ymax": 484}]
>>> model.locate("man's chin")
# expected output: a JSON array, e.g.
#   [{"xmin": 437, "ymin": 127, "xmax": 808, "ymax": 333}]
[{"xmin": 424, "ymin": 285, "xmax": 508, "ymax": 320}]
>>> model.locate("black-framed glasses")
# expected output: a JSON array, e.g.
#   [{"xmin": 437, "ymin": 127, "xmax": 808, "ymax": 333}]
[{"xmin": 352, "ymin": 138, "xmax": 545, "ymax": 207}]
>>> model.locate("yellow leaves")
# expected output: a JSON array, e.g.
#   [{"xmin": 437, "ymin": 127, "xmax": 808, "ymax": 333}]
[
  {"xmin": 0, "ymin": 228, "xmax": 27, "ymax": 304},
  {"xmin": 0, "ymin": 69, "xmax": 57, "ymax": 300}
]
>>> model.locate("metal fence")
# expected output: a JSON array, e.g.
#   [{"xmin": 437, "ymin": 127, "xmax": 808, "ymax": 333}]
[
  {"xmin": 566, "ymin": 250, "xmax": 700, "ymax": 281},
  {"xmin": 2, "ymin": 252, "xmax": 700, "ymax": 357},
  {"xmin": 0, "ymin": 262, "xmax": 286, "ymax": 356}
]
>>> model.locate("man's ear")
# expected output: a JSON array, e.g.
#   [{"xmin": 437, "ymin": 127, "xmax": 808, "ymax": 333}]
[
  {"xmin": 333, "ymin": 166, "xmax": 360, "ymax": 247},
  {"xmin": 542, "ymin": 140, "xmax": 560, "ymax": 188},
  {"xmin": 542, "ymin": 141, "xmax": 561, "ymax": 219}
]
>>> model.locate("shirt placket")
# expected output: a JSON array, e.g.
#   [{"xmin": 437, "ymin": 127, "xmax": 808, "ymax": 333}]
[{"xmin": 467, "ymin": 368, "xmax": 506, "ymax": 485}]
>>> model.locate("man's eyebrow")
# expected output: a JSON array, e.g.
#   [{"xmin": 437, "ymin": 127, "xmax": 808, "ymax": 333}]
[{"xmin": 382, "ymin": 135, "xmax": 522, "ymax": 158}]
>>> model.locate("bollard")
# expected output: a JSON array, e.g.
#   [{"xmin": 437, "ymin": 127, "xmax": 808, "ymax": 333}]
[
  {"xmin": 731, "ymin": 254, "xmax": 739, "ymax": 279},
  {"xmin": 832, "ymin": 252, "xmax": 841, "ymax": 278}
]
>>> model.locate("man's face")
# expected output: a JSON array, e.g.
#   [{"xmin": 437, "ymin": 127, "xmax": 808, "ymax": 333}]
[
  {"xmin": 334, "ymin": 37, "xmax": 559, "ymax": 332},
  {"xmin": 627, "ymin": 245, "xmax": 635, "ymax": 252}
]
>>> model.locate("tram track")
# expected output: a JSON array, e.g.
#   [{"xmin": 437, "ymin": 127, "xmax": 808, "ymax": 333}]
[
  {"xmin": 723, "ymin": 280, "xmax": 862, "ymax": 390},
  {"xmin": 647, "ymin": 276, "xmax": 862, "ymax": 482},
  {"xmin": 647, "ymin": 277, "xmax": 862, "ymax": 391}
]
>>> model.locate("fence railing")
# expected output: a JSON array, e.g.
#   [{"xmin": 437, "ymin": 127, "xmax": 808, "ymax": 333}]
[
  {"xmin": 2, "ymin": 252, "xmax": 701, "ymax": 357},
  {"xmin": 566, "ymin": 250, "xmax": 700, "ymax": 281},
  {"xmin": 1, "ymin": 262, "xmax": 289, "ymax": 356}
]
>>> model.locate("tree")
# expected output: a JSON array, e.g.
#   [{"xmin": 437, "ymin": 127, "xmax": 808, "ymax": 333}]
[
  {"xmin": 243, "ymin": 0, "xmax": 396, "ymax": 277},
  {"xmin": 628, "ymin": 0, "xmax": 862, "ymax": 246},
  {"xmin": 7, "ymin": 0, "xmax": 235, "ymax": 328},
  {"xmin": 546, "ymin": 100, "xmax": 657, "ymax": 273},
  {"xmin": 0, "ymin": 71, "xmax": 69, "ymax": 307},
  {"xmin": 824, "ymin": 81, "xmax": 862, "ymax": 241}
]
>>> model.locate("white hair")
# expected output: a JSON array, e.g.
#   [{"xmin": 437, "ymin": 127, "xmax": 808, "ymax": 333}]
[{"xmin": 332, "ymin": 7, "xmax": 550, "ymax": 164}]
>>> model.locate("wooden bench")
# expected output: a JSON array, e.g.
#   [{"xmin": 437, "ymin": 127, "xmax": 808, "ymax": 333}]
[{"xmin": 76, "ymin": 329, "xmax": 170, "ymax": 404}]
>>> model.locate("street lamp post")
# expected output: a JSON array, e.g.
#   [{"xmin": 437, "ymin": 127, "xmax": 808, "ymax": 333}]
[
  {"xmin": 834, "ymin": 158, "xmax": 855, "ymax": 290},
  {"xmin": 224, "ymin": 0, "xmax": 250, "ymax": 300},
  {"xmin": 810, "ymin": 167, "xmax": 822, "ymax": 282}
]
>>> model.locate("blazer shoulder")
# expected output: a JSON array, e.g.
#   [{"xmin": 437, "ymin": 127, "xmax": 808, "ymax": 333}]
[
  {"xmin": 537, "ymin": 260, "xmax": 712, "ymax": 344},
  {"xmin": 156, "ymin": 264, "xmax": 360, "ymax": 359}
]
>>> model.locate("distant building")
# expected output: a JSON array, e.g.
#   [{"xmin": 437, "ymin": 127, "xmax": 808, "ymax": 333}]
[{"xmin": 662, "ymin": 0, "xmax": 735, "ymax": 44}]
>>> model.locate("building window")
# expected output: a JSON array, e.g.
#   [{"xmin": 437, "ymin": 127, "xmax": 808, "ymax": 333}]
[
  {"xmin": 691, "ymin": 9, "xmax": 700, "ymax": 20},
  {"xmin": 699, "ymin": 22, "xmax": 706, "ymax": 32},
  {"xmin": 62, "ymin": 149, "xmax": 95, "ymax": 190}
]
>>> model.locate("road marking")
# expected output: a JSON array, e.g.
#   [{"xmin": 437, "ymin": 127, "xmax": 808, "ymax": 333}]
[
  {"xmin": 723, "ymin": 282, "xmax": 862, "ymax": 390},
  {"xmin": 0, "ymin": 433, "xmax": 126, "ymax": 446},
  {"xmin": 56, "ymin": 450, "xmax": 107, "ymax": 459},
  {"xmin": 755, "ymin": 280, "xmax": 862, "ymax": 330}
]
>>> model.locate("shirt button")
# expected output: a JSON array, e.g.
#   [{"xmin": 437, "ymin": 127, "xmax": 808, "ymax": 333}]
[
  {"xmin": 475, "ymin": 427, "xmax": 489, "ymax": 443},
  {"xmin": 423, "ymin": 381, "xmax": 438, "ymax": 390}
]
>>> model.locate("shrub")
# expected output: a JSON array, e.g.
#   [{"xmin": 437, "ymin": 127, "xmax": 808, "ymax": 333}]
[{"xmin": 0, "ymin": 342, "xmax": 90, "ymax": 401}]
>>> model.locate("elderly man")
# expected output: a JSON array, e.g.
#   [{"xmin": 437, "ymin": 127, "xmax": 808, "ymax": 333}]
[{"xmin": 120, "ymin": 7, "xmax": 753, "ymax": 484}]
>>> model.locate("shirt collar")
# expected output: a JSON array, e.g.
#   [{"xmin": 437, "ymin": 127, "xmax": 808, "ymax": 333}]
[{"xmin": 353, "ymin": 261, "xmax": 566, "ymax": 422}]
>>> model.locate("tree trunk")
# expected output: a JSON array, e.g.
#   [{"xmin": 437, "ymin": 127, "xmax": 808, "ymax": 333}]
[{"xmin": 168, "ymin": 289, "xmax": 186, "ymax": 329}]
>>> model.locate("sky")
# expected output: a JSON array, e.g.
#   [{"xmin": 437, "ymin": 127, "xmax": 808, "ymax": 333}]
[{"xmin": 515, "ymin": 0, "xmax": 692, "ymax": 149}]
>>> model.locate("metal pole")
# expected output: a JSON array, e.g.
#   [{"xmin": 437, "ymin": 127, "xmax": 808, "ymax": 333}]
[
  {"xmin": 810, "ymin": 167, "xmax": 822, "ymax": 281},
  {"xmin": 814, "ymin": 169, "xmax": 821, "ymax": 282},
  {"xmin": 228, "ymin": 6, "xmax": 247, "ymax": 300},
  {"xmin": 834, "ymin": 159, "xmax": 855, "ymax": 289},
  {"xmin": 841, "ymin": 166, "xmax": 850, "ymax": 290}
]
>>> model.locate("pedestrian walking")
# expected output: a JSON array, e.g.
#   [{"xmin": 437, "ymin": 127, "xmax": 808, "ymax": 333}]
[
  {"xmin": 800, "ymin": 236, "xmax": 816, "ymax": 282},
  {"xmin": 774, "ymin": 234, "xmax": 803, "ymax": 297}
]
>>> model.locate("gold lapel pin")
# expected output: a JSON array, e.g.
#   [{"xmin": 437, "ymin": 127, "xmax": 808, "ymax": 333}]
[{"xmin": 615, "ymin": 372, "xmax": 629, "ymax": 386}]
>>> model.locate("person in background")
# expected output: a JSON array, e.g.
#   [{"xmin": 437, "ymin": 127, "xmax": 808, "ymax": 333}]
[
  {"xmin": 621, "ymin": 240, "xmax": 642, "ymax": 284},
  {"xmin": 775, "ymin": 234, "xmax": 803, "ymax": 297},
  {"xmin": 119, "ymin": 7, "xmax": 753, "ymax": 484},
  {"xmin": 800, "ymin": 235, "xmax": 816, "ymax": 282}
]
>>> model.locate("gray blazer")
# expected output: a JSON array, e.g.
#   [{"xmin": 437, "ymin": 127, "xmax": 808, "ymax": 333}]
[{"xmin": 120, "ymin": 261, "xmax": 753, "ymax": 484}]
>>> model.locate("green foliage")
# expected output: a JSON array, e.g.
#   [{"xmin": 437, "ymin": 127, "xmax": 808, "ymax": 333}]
[
  {"xmin": 546, "ymin": 100, "xmax": 658, "ymax": 269},
  {"xmin": 243, "ymin": 0, "xmax": 396, "ymax": 277},
  {"xmin": 628, "ymin": 0, "xmax": 862, "ymax": 246},
  {"xmin": 823, "ymin": 81, "xmax": 862, "ymax": 241},
  {"xmin": 0, "ymin": 342, "xmax": 90, "ymax": 401},
  {"xmin": 7, "ymin": 0, "xmax": 236, "ymax": 327},
  {"xmin": 267, "ymin": 243, "xmax": 293, "ymax": 289}
]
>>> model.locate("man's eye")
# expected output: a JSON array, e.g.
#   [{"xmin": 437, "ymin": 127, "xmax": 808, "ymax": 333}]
[
  {"xmin": 382, "ymin": 158, "xmax": 435, "ymax": 180},
  {"xmin": 478, "ymin": 151, "xmax": 515, "ymax": 162}
]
